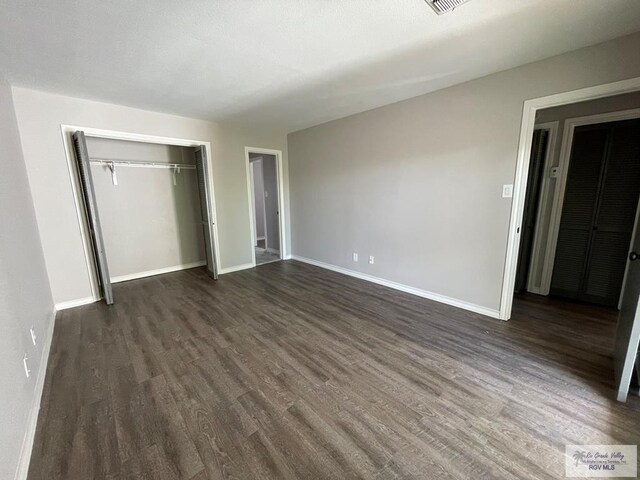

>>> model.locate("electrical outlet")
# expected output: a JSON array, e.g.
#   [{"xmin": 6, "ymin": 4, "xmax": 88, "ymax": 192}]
[
  {"xmin": 502, "ymin": 184, "xmax": 513, "ymax": 198},
  {"xmin": 30, "ymin": 327, "xmax": 37, "ymax": 346},
  {"xmin": 352, "ymin": 252, "xmax": 358, "ymax": 262},
  {"xmin": 23, "ymin": 354, "xmax": 30, "ymax": 378},
  {"xmin": 369, "ymin": 256, "xmax": 375, "ymax": 265}
]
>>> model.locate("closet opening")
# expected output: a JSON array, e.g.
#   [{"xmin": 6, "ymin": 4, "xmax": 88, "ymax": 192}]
[
  {"xmin": 64, "ymin": 127, "xmax": 219, "ymax": 305},
  {"xmin": 510, "ymin": 91, "xmax": 640, "ymax": 401},
  {"xmin": 245, "ymin": 147, "xmax": 285, "ymax": 267}
]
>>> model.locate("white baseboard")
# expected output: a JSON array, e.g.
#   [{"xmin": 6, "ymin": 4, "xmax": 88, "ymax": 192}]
[
  {"xmin": 110, "ymin": 261, "xmax": 206, "ymax": 284},
  {"xmin": 266, "ymin": 248, "xmax": 280, "ymax": 255},
  {"xmin": 14, "ymin": 308, "xmax": 56, "ymax": 480},
  {"xmin": 256, "ymin": 236, "xmax": 266, "ymax": 241},
  {"xmin": 290, "ymin": 255, "xmax": 500, "ymax": 319},
  {"xmin": 56, "ymin": 262, "xmax": 208, "ymax": 310},
  {"xmin": 54, "ymin": 296, "xmax": 95, "ymax": 311},
  {"xmin": 219, "ymin": 263, "xmax": 254, "ymax": 274}
]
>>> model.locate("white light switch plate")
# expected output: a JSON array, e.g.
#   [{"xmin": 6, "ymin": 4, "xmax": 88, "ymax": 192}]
[{"xmin": 502, "ymin": 184, "xmax": 513, "ymax": 198}]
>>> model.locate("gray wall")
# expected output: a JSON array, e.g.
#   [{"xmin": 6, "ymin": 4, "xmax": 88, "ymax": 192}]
[
  {"xmin": 288, "ymin": 32, "xmax": 640, "ymax": 313},
  {"xmin": 251, "ymin": 160, "xmax": 266, "ymax": 241},
  {"xmin": 86, "ymin": 137, "xmax": 205, "ymax": 279},
  {"xmin": 262, "ymin": 154, "xmax": 280, "ymax": 252},
  {"xmin": 11, "ymin": 87, "xmax": 289, "ymax": 305},
  {"xmin": 0, "ymin": 81, "xmax": 54, "ymax": 479},
  {"xmin": 527, "ymin": 91, "xmax": 640, "ymax": 292}
]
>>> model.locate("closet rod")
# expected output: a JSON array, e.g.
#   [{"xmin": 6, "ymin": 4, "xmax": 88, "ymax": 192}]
[{"xmin": 89, "ymin": 157, "xmax": 196, "ymax": 170}]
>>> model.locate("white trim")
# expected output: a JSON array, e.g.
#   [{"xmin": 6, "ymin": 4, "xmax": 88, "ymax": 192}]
[
  {"xmin": 266, "ymin": 248, "xmax": 280, "ymax": 255},
  {"xmin": 256, "ymin": 236, "xmax": 266, "ymax": 241},
  {"xmin": 60, "ymin": 125, "xmax": 222, "ymax": 301},
  {"xmin": 60, "ymin": 127, "xmax": 100, "ymax": 300},
  {"xmin": 54, "ymin": 296, "xmax": 96, "ymax": 311},
  {"xmin": 244, "ymin": 147, "xmax": 287, "ymax": 267},
  {"xmin": 525, "ymin": 121, "xmax": 559, "ymax": 295},
  {"xmin": 291, "ymin": 255, "xmax": 500, "ymax": 319},
  {"xmin": 540, "ymin": 108, "xmax": 640, "ymax": 297},
  {"xmin": 500, "ymin": 76, "xmax": 640, "ymax": 320},
  {"xmin": 110, "ymin": 261, "xmax": 206, "ymax": 283},
  {"xmin": 14, "ymin": 309, "xmax": 56, "ymax": 480},
  {"xmin": 219, "ymin": 263, "xmax": 255, "ymax": 274}
]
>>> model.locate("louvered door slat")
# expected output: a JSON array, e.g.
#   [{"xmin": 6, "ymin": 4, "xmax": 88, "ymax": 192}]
[
  {"xmin": 551, "ymin": 119, "xmax": 640, "ymax": 307},
  {"xmin": 585, "ymin": 119, "xmax": 640, "ymax": 305}
]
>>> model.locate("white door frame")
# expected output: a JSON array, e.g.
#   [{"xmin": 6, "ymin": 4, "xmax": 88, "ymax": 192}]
[
  {"xmin": 60, "ymin": 125, "xmax": 222, "ymax": 301},
  {"xmin": 536, "ymin": 109, "xmax": 640, "ymax": 297},
  {"xmin": 525, "ymin": 121, "xmax": 559, "ymax": 294},
  {"xmin": 499, "ymin": 76, "xmax": 640, "ymax": 320},
  {"xmin": 244, "ymin": 147, "xmax": 287, "ymax": 266}
]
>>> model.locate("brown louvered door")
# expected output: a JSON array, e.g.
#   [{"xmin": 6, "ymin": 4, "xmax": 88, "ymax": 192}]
[{"xmin": 551, "ymin": 119, "xmax": 640, "ymax": 307}]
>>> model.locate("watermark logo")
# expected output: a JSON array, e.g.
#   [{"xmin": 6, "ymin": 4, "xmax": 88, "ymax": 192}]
[{"xmin": 565, "ymin": 445, "xmax": 637, "ymax": 477}]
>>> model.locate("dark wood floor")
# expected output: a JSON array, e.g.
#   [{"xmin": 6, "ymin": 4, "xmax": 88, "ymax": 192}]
[{"xmin": 28, "ymin": 261, "xmax": 640, "ymax": 480}]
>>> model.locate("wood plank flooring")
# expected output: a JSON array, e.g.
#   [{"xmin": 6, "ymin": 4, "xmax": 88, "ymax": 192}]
[{"xmin": 28, "ymin": 261, "xmax": 640, "ymax": 479}]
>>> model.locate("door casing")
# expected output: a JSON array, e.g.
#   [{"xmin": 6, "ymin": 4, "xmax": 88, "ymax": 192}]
[{"xmin": 244, "ymin": 147, "xmax": 287, "ymax": 267}]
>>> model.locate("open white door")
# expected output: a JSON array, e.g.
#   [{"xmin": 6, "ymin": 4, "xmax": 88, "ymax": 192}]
[
  {"xmin": 614, "ymin": 222, "xmax": 640, "ymax": 401},
  {"xmin": 73, "ymin": 131, "xmax": 113, "ymax": 305},
  {"xmin": 194, "ymin": 146, "xmax": 218, "ymax": 280}
]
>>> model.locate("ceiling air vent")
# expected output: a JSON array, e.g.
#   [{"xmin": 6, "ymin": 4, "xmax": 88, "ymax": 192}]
[{"xmin": 425, "ymin": 0, "xmax": 472, "ymax": 15}]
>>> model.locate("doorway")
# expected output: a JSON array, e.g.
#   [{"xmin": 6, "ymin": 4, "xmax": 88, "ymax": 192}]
[
  {"xmin": 514, "ymin": 124, "xmax": 555, "ymax": 293},
  {"xmin": 516, "ymin": 113, "xmax": 640, "ymax": 306},
  {"xmin": 550, "ymin": 118, "xmax": 640, "ymax": 306},
  {"xmin": 508, "ymin": 89, "xmax": 640, "ymax": 401},
  {"xmin": 62, "ymin": 126, "xmax": 220, "ymax": 305},
  {"xmin": 245, "ymin": 147, "xmax": 286, "ymax": 267}
]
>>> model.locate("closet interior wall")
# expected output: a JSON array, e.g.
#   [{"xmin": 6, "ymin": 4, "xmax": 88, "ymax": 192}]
[{"xmin": 86, "ymin": 137, "xmax": 205, "ymax": 282}]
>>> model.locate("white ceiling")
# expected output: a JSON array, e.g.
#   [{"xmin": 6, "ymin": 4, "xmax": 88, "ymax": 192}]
[{"xmin": 1, "ymin": 0, "xmax": 640, "ymax": 132}]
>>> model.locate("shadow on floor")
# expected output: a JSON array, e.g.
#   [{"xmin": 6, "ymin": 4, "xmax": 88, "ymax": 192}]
[
  {"xmin": 509, "ymin": 293, "xmax": 621, "ymax": 399},
  {"xmin": 255, "ymin": 247, "xmax": 280, "ymax": 266}
]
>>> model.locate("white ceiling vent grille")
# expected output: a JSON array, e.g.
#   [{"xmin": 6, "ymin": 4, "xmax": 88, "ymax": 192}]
[{"xmin": 425, "ymin": 0, "xmax": 473, "ymax": 15}]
